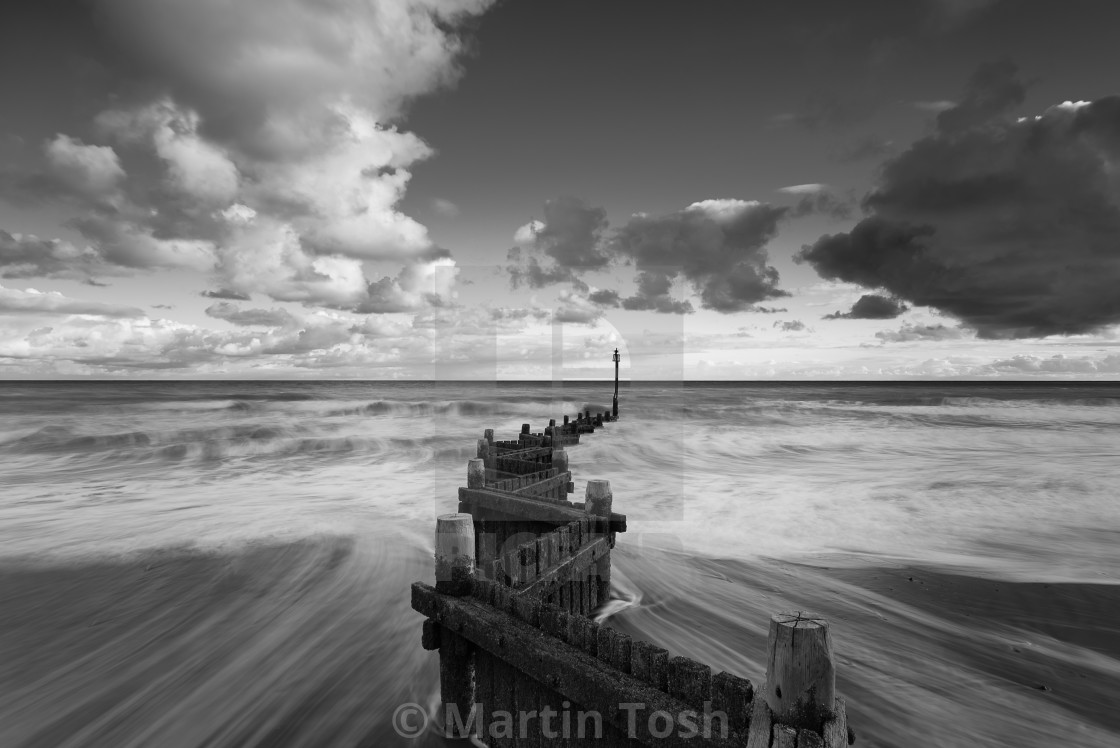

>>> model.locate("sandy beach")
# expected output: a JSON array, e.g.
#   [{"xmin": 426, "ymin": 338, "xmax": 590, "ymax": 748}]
[{"xmin": 3, "ymin": 539, "xmax": 1118, "ymax": 747}]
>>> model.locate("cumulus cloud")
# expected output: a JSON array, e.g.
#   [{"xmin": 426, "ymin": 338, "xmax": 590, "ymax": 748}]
[
  {"xmin": 0, "ymin": 284, "xmax": 145, "ymax": 318},
  {"xmin": 554, "ymin": 290, "xmax": 604, "ymax": 325},
  {"xmin": 797, "ymin": 62, "xmax": 1120, "ymax": 338},
  {"xmin": 356, "ymin": 257, "xmax": 458, "ymax": 313},
  {"xmin": 824, "ymin": 294, "xmax": 909, "ymax": 320},
  {"xmin": 986, "ymin": 353, "xmax": 1120, "ymax": 375},
  {"xmin": 1, "ymin": 0, "xmax": 496, "ymax": 314},
  {"xmin": 489, "ymin": 306, "xmax": 550, "ymax": 323},
  {"xmin": 587, "ymin": 288, "xmax": 621, "ymax": 307},
  {"xmin": 618, "ymin": 271, "xmax": 693, "ymax": 314},
  {"xmin": 611, "ymin": 199, "xmax": 788, "ymax": 313},
  {"xmin": 201, "ymin": 288, "xmax": 251, "ymax": 301},
  {"xmin": 96, "ymin": 99, "xmax": 240, "ymax": 205},
  {"xmin": 204, "ymin": 302, "xmax": 296, "ymax": 327},
  {"xmin": 773, "ymin": 320, "xmax": 809, "ymax": 333},
  {"xmin": 875, "ymin": 323, "xmax": 967, "ymax": 343},
  {"xmin": 0, "ymin": 231, "xmax": 118, "ymax": 281},
  {"xmin": 507, "ymin": 197, "xmax": 609, "ymax": 287},
  {"xmin": 89, "ymin": 0, "xmax": 494, "ymax": 157},
  {"xmin": 69, "ymin": 212, "xmax": 219, "ymax": 272},
  {"xmin": 43, "ymin": 135, "xmax": 126, "ymax": 202},
  {"xmin": 507, "ymin": 249, "xmax": 584, "ymax": 289},
  {"xmin": 505, "ymin": 197, "xmax": 790, "ymax": 313}
]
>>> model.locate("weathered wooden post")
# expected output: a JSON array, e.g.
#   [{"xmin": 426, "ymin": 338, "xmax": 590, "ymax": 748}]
[
  {"xmin": 586, "ymin": 479, "xmax": 613, "ymax": 604},
  {"xmin": 521, "ymin": 423, "xmax": 530, "ymax": 435},
  {"xmin": 553, "ymin": 449, "xmax": 569, "ymax": 475},
  {"xmin": 563, "ymin": 414, "xmax": 569, "ymax": 425},
  {"xmin": 612, "ymin": 347, "xmax": 620, "ymax": 419},
  {"xmin": 483, "ymin": 428, "xmax": 494, "ymax": 446},
  {"xmin": 434, "ymin": 514, "xmax": 477, "ymax": 738},
  {"xmin": 764, "ymin": 612, "xmax": 836, "ymax": 732},
  {"xmin": 476, "ymin": 437, "xmax": 490, "ymax": 471},
  {"xmin": 467, "ymin": 457, "xmax": 485, "ymax": 489},
  {"xmin": 549, "ymin": 418, "xmax": 556, "ymax": 428}
]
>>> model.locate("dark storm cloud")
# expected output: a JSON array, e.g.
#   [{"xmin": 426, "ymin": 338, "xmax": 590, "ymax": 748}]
[
  {"xmin": 201, "ymin": 288, "xmax": 251, "ymax": 301},
  {"xmin": 797, "ymin": 62, "xmax": 1120, "ymax": 339},
  {"xmin": 611, "ymin": 200, "xmax": 789, "ymax": 313},
  {"xmin": 204, "ymin": 302, "xmax": 294, "ymax": 327},
  {"xmin": 824, "ymin": 294, "xmax": 909, "ymax": 320},
  {"xmin": 587, "ymin": 289, "xmax": 620, "ymax": 307}
]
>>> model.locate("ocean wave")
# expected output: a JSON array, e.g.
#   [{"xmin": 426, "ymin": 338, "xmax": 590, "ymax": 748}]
[{"xmin": 323, "ymin": 398, "xmax": 592, "ymax": 419}]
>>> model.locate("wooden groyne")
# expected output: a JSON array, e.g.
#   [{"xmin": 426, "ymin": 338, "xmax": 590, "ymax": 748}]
[{"xmin": 412, "ymin": 390, "xmax": 853, "ymax": 747}]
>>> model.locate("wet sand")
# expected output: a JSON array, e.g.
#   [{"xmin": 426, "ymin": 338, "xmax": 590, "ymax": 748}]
[
  {"xmin": 0, "ymin": 539, "xmax": 443, "ymax": 748},
  {"xmin": 3, "ymin": 540, "xmax": 1118, "ymax": 747},
  {"xmin": 607, "ymin": 547, "xmax": 1120, "ymax": 748}
]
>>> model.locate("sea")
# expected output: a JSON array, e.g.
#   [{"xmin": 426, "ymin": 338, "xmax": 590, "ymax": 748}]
[{"xmin": 1, "ymin": 381, "xmax": 1118, "ymax": 747}]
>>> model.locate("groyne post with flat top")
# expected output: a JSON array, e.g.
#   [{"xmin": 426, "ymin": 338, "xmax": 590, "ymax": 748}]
[
  {"xmin": 585, "ymin": 479, "xmax": 613, "ymax": 603},
  {"xmin": 467, "ymin": 458, "xmax": 485, "ymax": 489},
  {"xmin": 434, "ymin": 514, "xmax": 476, "ymax": 738},
  {"xmin": 765, "ymin": 611, "xmax": 845, "ymax": 742}
]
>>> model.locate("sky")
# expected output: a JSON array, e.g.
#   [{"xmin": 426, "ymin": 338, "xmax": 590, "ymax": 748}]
[{"xmin": 2, "ymin": 0, "xmax": 1120, "ymax": 379}]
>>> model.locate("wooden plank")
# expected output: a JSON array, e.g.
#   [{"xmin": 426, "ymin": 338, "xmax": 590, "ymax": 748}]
[
  {"xmin": 667, "ymin": 656, "xmax": 712, "ymax": 709},
  {"xmin": 413, "ymin": 583, "xmax": 743, "ymax": 747},
  {"xmin": 475, "ymin": 648, "xmax": 494, "ymax": 742},
  {"xmin": 463, "ymin": 487, "xmax": 627, "ymax": 534},
  {"xmin": 513, "ymin": 537, "xmax": 611, "ymax": 601},
  {"xmin": 513, "ymin": 472, "xmax": 572, "ymax": 498}
]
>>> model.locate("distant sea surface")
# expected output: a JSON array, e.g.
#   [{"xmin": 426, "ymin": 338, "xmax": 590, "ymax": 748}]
[{"xmin": 1, "ymin": 381, "xmax": 1118, "ymax": 747}]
